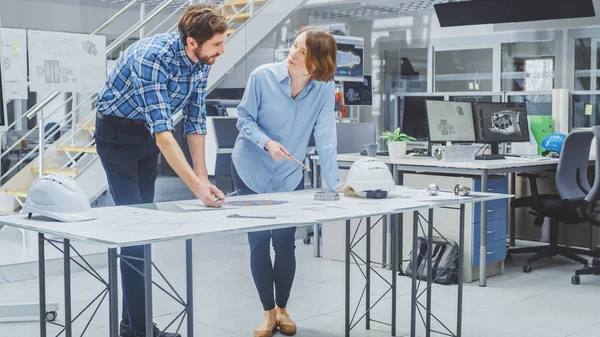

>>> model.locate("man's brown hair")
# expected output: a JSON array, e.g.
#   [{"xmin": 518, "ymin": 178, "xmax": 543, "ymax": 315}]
[
  {"xmin": 178, "ymin": 3, "xmax": 228, "ymax": 46},
  {"xmin": 298, "ymin": 26, "xmax": 338, "ymax": 82}
]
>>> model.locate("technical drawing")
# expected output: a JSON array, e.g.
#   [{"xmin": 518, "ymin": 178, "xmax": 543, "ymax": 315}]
[
  {"xmin": 82, "ymin": 40, "xmax": 98, "ymax": 56},
  {"xmin": 44, "ymin": 38, "xmax": 76, "ymax": 55},
  {"xmin": 35, "ymin": 60, "xmax": 76, "ymax": 84},
  {"xmin": 337, "ymin": 50, "xmax": 361, "ymax": 68},
  {"xmin": 437, "ymin": 120, "xmax": 456, "ymax": 136},
  {"xmin": 81, "ymin": 65, "xmax": 103, "ymax": 81},
  {"xmin": 488, "ymin": 109, "xmax": 522, "ymax": 136}
]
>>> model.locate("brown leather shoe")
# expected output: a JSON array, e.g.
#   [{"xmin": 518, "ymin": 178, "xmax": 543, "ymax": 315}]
[
  {"xmin": 253, "ymin": 324, "xmax": 277, "ymax": 337},
  {"xmin": 276, "ymin": 311, "xmax": 297, "ymax": 336}
]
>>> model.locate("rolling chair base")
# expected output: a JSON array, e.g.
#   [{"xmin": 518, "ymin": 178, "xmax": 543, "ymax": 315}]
[
  {"xmin": 572, "ymin": 258, "xmax": 600, "ymax": 284},
  {"xmin": 507, "ymin": 244, "xmax": 596, "ymax": 273}
]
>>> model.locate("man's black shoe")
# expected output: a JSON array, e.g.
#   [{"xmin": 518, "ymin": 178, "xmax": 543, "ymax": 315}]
[{"xmin": 119, "ymin": 320, "xmax": 181, "ymax": 337}]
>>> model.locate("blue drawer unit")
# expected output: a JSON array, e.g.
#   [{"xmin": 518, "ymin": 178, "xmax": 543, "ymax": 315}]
[
  {"xmin": 472, "ymin": 239, "xmax": 507, "ymax": 266},
  {"xmin": 471, "ymin": 176, "xmax": 508, "ymax": 267},
  {"xmin": 472, "ymin": 218, "xmax": 507, "ymax": 245}
]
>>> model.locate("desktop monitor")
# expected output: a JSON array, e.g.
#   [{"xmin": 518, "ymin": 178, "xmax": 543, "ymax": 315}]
[
  {"xmin": 472, "ymin": 102, "xmax": 530, "ymax": 144},
  {"xmin": 399, "ymin": 96, "xmax": 444, "ymax": 141},
  {"xmin": 336, "ymin": 122, "xmax": 376, "ymax": 154},
  {"xmin": 425, "ymin": 100, "xmax": 476, "ymax": 142},
  {"xmin": 212, "ymin": 117, "xmax": 239, "ymax": 149}
]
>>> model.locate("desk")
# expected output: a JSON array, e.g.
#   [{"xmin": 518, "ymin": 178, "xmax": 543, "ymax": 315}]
[
  {"xmin": 0, "ymin": 187, "xmax": 510, "ymax": 337},
  {"xmin": 311, "ymin": 153, "xmax": 580, "ymax": 286}
]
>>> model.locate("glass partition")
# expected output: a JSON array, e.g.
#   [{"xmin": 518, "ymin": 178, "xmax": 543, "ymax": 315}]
[
  {"xmin": 434, "ymin": 48, "xmax": 494, "ymax": 92},
  {"xmin": 501, "ymin": 41, "xmax": 555, "ymax": 92},
  {"xmin": 506, "ymin": 93, "xmax": 552, "ymax": 116},
  {"xmin": 572, "ymin": 94, "xmax": 600, "ymax": 128}
]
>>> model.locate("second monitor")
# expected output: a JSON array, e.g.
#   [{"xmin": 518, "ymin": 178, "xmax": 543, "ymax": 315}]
[{"xmin": 472, "ymin": 102, "xmax": 530, "ymax": 143}]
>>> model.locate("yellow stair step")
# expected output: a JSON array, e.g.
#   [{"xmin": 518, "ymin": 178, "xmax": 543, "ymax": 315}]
[
  {"xmin": 226, "ymin": 28, "xmax": 236, "ymax": 36},
  {"xmin": 224, "ymin": 0, "xmax": 266, "ymax": 7},
  {"xmin": 60, "ymin": 145, "xmax": 97, "ymax": 154},
  {"xmin": 5, "ymin": 189, "xmax": 28, "ymax": 199},
  {"xmin": 31, "ymin": 167, "xmax": 78, "ymax": 177},
  {"xmin": 226, "ymin": 12, "xmax": 251, "ymax": 21},
  {"xmin": 83, "ymin": 124, "xmax": 95, "ymax": 131}
]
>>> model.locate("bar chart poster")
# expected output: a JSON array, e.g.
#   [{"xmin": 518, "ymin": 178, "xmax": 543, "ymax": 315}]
[{"xmin": 333, "ymin": 35, "xmax": 364, "ymax": 82}]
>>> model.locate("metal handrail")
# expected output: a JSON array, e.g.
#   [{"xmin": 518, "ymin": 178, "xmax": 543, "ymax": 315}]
[
  {"xmin": 145, "ymin": 0, "xmax": 191, "ymax": 37},
  {"xmin": 2, "ymin": 0, "xmax": 265, "ymax": 187}
]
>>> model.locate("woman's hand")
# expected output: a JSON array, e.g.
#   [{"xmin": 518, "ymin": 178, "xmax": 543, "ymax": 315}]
[{"xmin": 265, "ymin": 140, "xmax": 291, "ymax": 162}]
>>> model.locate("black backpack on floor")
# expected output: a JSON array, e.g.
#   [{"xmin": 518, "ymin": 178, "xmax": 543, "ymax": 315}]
[{"xmin": 405, "ymin": 236, "xmax": 460, "ymax": 285}]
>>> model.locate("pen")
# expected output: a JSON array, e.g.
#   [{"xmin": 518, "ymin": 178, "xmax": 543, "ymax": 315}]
[
  {"xmin": 216, "ymin": 189, "xmax": 241, "ymax": 201},
  {"xmin": 287, "ymin": 154, "xmax": 311, "ymax": 172}
]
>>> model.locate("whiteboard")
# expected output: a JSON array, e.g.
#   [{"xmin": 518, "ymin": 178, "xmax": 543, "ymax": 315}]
[
  {"xmin": 1, "ymin": 28, "xmax": 28, "ymax": 100},
  {"xmin": 27, "ymin": 30, "xmax": 106, "ymax": 93}
]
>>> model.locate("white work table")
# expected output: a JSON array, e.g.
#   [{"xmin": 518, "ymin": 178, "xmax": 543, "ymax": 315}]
[
  {"xmin": 310, "ymin": 153, "xmax": 591, "ymax": 287},
  {"xmin": 0, "ymin": 186, "xmax": 511, "ymax": 337}
]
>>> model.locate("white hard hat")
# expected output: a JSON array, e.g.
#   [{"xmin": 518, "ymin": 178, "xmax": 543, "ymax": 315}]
[
  {"xmin": 344, "ymin": 157, "xmax": 394, "ymax": 199},
  {"xmin": 22, "ymin": 174, "xmax": 97, "ymax": 222}
]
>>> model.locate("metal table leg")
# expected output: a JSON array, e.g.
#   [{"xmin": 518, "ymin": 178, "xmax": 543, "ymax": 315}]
[
  {"xmin": 186, "ymin": 239, "xmax": 194, "ymax": 337},
  {"xmin": 366, "ymin": 218, "xmax": 371, "ymax": 330},
  {"xmin": 458, "ymin": 204, "xmax": 465, "ymax": 337},
  {"xmin": 391, "ymin": 214, "xmax": 398, "ymax": 337},
  {"xmin": 144, "ymin": 245, "xmax": 153, "ymax": 337},
  {"xmin": 410, "ymin": 211, "xmax": 418, "ymax": 337},
  {"xmin": 426, "ymin": 209, "xmax": 433, "ymax": 337},
  {"xmin": 313, "ymin": 161, "xmax": 322, "ymax": 258},
  {"xmin": 509, "ymin": 172, "xmax": 516, "ymax": 247},
  {"xmin": 313, "ymin": 224, "xmax": 321, "ymax": 258},
  {"xmin": 108, "ymin": 248, "xmax": 119, "ymax": 337},
  {"xmin": 345, "ymin": 219, "xmax": 351, "ymax": 337},
  {"xmin": 39, "ymin": 233, "xmax": 47, "ymax": 337},
  {"xmin": 479, "ymin": 170, "xmax": 489, "ymax": 287},
  {"xmin": 64, "ymin": 239, "xmax": 72, "ymax": 337}
]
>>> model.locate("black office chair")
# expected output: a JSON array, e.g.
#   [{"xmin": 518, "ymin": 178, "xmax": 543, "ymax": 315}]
[
  {"xmin": 507, "ymin": 129, "xmax": 598, "ymax": 273},
  {"xmin": 572, "ymin": 126, "xmax": 600, "ymax": 284}
]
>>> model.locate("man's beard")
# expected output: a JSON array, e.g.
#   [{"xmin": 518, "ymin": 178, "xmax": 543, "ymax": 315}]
[{"xmin": 194, "ymin": 47, "xmax": 218, "ymax": 65}]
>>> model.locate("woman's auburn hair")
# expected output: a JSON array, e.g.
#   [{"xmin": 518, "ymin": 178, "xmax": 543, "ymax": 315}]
[{"xmin": 298, "ymin": 26, "xmax": 338, "ymax": 82}]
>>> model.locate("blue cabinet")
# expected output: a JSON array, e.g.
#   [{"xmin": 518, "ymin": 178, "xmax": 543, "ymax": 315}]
[{"xmin": 471, "ymin": 177, "xmax": 508, "ymax": 266}]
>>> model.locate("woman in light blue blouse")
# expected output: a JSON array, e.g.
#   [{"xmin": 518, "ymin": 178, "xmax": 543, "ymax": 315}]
[{"xmin": 231, "ymin": 26, "xmax": 343, "ymax": 337}]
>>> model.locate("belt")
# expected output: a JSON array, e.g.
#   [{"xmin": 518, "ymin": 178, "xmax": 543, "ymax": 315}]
[{"xmin": 96, "ymin": 111, "xmax": 146, "ymax": 125}]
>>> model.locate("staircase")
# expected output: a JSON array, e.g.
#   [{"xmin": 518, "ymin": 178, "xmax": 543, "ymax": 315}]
[{"xmin": 0, "ymin": 0, "xmax": 308, "ymax": 241}]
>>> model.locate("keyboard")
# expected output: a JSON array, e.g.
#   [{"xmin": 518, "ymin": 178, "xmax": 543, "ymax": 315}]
[{"xmin": 475, "ymin": 154, "xmax": 506, "ymax": 160}]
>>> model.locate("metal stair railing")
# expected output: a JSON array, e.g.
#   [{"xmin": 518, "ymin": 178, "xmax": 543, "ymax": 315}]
[
  {"xmin": 0, "ymin": 0, "xmax": 176, "ymax": 182},
  {"xmin": 1, "ymin": 0, "xmax": 266, "ymax": 189}
]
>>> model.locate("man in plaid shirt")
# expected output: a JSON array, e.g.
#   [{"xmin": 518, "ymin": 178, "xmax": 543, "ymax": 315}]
[{"xmin": 94, "ymin": 4, "xmax": 227, "ymax": 337}]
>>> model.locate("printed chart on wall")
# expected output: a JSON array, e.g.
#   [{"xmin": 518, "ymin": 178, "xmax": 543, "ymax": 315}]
[
  {"xmin": 1, "ymin": 28, "xmax": 28, "ymax": 99},
  {"xmin": 333, "ymin": 35, "xmax": 364, "ymax": 82},
  {"xmin": 27, "ymin": 30, "xmax": 106, "ymax": 93}
]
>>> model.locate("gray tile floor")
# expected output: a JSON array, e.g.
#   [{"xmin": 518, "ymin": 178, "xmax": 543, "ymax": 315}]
[{"xmin": 2, "ymin": 177, "xmax": 600, "ymax": 337}]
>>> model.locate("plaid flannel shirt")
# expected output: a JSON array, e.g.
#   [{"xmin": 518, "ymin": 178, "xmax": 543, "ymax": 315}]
[{"xmin": 96, "ymin": 32, "xmax": 210, "ymax": 137}]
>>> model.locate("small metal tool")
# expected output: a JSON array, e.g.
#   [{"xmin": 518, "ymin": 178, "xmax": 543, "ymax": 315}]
[
  {"xmin": 227, "ymin": 213, "xmax": 276, "ymax": 219},
  {"xmin": 314, "ymin": 191, "xmax": 340, "ymax": 201}
]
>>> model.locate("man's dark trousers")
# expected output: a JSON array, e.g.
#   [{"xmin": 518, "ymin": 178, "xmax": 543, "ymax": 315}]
[{"xmin": 94, "ymin": 115, "xmax": 160, "ymax": 333}]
